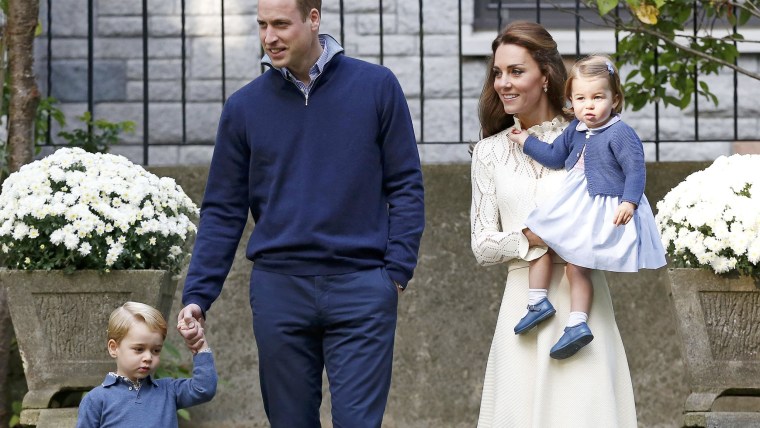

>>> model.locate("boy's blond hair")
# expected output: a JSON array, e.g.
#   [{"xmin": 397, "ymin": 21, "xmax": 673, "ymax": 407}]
[{"xmin": 107, "ymin": 301, "xmax": 168, "ymax": 343}]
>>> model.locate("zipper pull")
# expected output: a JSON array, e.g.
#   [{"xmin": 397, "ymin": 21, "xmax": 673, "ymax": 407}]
[{"xmin": 305, "ymin": 93, "xmax": 309, "ymax": 106}]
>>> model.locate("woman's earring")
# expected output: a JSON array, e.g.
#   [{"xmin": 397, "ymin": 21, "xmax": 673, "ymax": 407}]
[{"xmin": 543, "ymin": 85, "xmax": 548, "ymax": 93}]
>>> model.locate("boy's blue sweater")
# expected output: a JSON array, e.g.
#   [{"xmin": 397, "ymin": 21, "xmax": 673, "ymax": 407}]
[
  {"xmin": 523, "ymin": 118, "xmax": 646, "ymax": 206},
  {"xmin": 183, "ymin": 53, "xmax": 424, "ymax": 314},
  {"xmin": 76, "ymin": 352, "xmax": 217, "ymax": 427}
]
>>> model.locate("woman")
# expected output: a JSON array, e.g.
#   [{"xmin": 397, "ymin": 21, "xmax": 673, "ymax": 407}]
[{"xmin": 470, "ymin": 21, "xmax": 637, "ymax": 427}]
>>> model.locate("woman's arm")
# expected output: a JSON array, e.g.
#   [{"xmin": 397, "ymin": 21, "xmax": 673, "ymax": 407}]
[{"xmin": 470, "ymin": 142, "xmax": 534, "ymax": 265}]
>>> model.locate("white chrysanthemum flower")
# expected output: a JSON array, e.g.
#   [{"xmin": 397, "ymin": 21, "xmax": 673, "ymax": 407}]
[
  {"xmin": 748, "ymin": 237, "xmax": 760, "ymax": 265},
  {"xmin": 106, "ymin": 243, "xmax": 124, "ymax": 266},
  {"xmin": 12, "ymin": 223, "xmax": 30, "ymax": 240},
  {"xmin": 79, "ymin": 242, "xmax": 92, "ymax": 256}
]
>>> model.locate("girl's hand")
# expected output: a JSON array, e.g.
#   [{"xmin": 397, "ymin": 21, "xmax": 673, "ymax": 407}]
[
  {"xmin": 523, "ymin": 227, "xmax": 547, "ymax": 247},
  {"xmin": 613, "ymin": 202, "xmax": 636, "ymax": 226},
  {"xmin": 508, "ymin": 128, "xmax": 528, "ymax": 146}
]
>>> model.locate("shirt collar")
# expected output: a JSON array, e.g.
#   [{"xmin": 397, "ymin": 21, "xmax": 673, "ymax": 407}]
[
  {"xmin": 576, "ymin": 113, "xmax": 621, "ymax": 135},
  {"xmin": 102, "ymin": 372, "xmax": 157, "ymax": 388},
  {"xmin": 261, "ymin": 34, "xmax": 344, "ymax": 80}
]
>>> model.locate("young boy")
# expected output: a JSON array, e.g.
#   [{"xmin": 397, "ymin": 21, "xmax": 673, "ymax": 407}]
[{"xmin": 76, "ymin": 301, "xmax": 217, "ymax": 427}]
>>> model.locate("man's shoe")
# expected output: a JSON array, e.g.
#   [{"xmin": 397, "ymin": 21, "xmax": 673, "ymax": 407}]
[
  {"xmin": 514, "ymin": 298, "xmax": 556, "ymax": 334},
  {"xmin": 549, "ymin": 322, "xmax": 594, "ymax": 359}
]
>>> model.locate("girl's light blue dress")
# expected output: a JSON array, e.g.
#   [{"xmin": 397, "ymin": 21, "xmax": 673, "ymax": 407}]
[{"xmin": 524, "ymin": 117, "xmax": 666, "ymax": 272}]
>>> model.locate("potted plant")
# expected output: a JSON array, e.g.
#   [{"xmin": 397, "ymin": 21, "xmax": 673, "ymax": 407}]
[
  {"xmin": 0, "ymin": 147, "xmax": 198, "ymax": 424},
  {"xmin": 656, "ymin": 154, "xmax": 760, "ymax": 423}
]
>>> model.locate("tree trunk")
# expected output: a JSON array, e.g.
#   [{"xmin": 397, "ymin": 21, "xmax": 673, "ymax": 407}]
[
  {"xmin": 2, "ymin": 1, "xmax": 41, "ymax": 425},
  {"xmin": 6, "ymin": 0, "xmax": 40, "ymax": 173}
]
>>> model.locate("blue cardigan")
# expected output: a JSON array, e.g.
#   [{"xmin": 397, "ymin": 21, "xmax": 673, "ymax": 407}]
[
  {"xmin": 523, "ymin": 119, "xmax": 646, "ymax": 206},
  {"xmin": 183, "ymin": 51, "xmax": 424, "ymax": 314}
]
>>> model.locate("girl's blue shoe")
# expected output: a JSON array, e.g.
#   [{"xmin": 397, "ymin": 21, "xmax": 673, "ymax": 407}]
[
  {"xmin": 549, "ymin": 322, "xmax": 594, "ymax": 359},
  {"xmin": 514, "ymin": 298, "xmax": 556, "ymax": 334}
]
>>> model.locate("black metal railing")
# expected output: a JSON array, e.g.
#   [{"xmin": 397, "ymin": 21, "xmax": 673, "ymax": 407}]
[{"xmin": 38, "ymin": 0, "xmax": 756, "ymax": 165}]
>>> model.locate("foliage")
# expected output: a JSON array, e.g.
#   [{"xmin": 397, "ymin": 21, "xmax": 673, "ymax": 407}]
[
  {"xmin": 57, "ymin": 112, "xmax": 135, "ymax": 154},
  {"xmin": 656, "ymin": 154, "xmax": 760, "ymax": 282},
  {"xmin": 0, "ymin": 147, "xmax": 198, "ymax": 273},
  {"xmin": 581, "ymin": 0, "xmax": 760, "ymax": 110},
  {"xmin": 34, "ymin": 97, "xmax": 66, "ymax": 150},
  {"xmin": 9, "ymin": 400, "xmax": 20, "ymax": 427}
]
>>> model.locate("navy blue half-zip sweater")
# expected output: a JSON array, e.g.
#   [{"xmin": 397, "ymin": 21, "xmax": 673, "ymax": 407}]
[{"xmin": 182, "ymin": 52, "xmax": 425, "ymax": 315}]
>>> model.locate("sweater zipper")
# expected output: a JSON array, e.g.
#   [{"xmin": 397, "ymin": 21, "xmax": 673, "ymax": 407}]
[{"xmin": 292, "ymin": 73, "xmax": 324, "ymax": 106}]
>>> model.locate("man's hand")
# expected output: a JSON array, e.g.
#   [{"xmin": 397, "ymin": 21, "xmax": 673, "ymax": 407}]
[
  {"xmin": 177, "ymin": 304, "xmax": 207, "ymax": 354},
  {"xmin": 613, "ymin": 201, "xmax": 636, "ymax": 226}
]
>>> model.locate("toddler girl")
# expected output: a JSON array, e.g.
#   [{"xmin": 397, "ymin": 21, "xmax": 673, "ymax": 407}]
[{"xmin": 509, "ymin": 55, "xmax": 666, "ymax": 359}]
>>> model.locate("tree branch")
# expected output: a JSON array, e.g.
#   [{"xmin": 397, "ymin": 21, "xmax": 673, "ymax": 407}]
[{"xmin": 620, "ymin": 23, "xmax": 760, "ymax": 81}]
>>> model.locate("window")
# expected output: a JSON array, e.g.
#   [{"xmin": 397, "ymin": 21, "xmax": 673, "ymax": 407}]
[{"xmin": 473, "ymin": 1, "xmax": 620, "ymax": 32}]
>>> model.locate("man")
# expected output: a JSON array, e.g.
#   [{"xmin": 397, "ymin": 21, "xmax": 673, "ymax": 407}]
[{"xmin": 176, "ymin": 0, "xmax": 424, "ymax": 426}]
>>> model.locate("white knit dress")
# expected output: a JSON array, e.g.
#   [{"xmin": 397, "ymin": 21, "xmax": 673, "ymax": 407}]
[{"xmin": 470, "ymin": 117, "xmax": 637, "ymax": 428}]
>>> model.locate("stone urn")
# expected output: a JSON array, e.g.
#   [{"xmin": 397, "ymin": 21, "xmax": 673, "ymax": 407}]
[
  {"xmin": 0, "ymin": 269, "xmax": 177, "ymax": 427},
  {"xmin": 667, "ymin": 268, "xmax": 760, "ymax": 427}
]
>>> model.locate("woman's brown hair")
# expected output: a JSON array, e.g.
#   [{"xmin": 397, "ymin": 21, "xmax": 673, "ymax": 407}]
[{"xmin": 478, "ymin": 21, "xmax": 569, "ymax": 138}]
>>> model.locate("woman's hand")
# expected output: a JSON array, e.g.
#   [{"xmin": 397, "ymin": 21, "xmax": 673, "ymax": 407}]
[
  {"xmin": 508, "ymin": 128, "xmax": 528, "ymax": 146},
  {"xmin": 523, "ymin": 227, "xmax": 546, "ymax": 247},
  {"xmin": 613, "ymin": 201, "xmax": 636, "ymax": 226}
]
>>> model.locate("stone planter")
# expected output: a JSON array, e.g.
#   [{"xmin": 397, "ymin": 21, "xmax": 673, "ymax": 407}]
[
  {"xmin": 667, "ymin": 268, "xmax": 760, "ymax": 426},
  {"xmin": 0, "ymin": 269, "xmax": 177, "ymax": 426}
]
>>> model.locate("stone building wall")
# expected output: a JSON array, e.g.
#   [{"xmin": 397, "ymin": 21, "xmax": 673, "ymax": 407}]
[{"xmin": 35, "ymin": 0, "xmax": 760, "ymax": 165}]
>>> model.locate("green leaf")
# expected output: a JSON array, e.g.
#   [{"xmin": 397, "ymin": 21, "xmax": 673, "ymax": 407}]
[
  {"xmin": 738, "ymin": 8, "xmax": 751, "ymax": 26},
  {"xmin": 663, "ymin": 95, "xmax": 680, "ymax": 106},
  {"xmin": 679, "ymin": 93, "xmax": 692, "ymax": 109},
  {"xmin": 597, "ymin": 0, "xmax": 619, "ymax": 15},
  {"xmin": 177, "ymin": 409, "xmax": 191, "ymax": 421}
]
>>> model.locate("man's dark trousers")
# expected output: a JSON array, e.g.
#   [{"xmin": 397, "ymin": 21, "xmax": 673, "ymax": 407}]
[{"xmin": 250, "ymin": 267, "xmax": 399, "ymax": 428}]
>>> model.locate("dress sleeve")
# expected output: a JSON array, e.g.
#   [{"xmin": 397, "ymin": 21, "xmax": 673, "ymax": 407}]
[{"xmin": 470, "ymin": 142, "xmax": 531, "ymax": 266}]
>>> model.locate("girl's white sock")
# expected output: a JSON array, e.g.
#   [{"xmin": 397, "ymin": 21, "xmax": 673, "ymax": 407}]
[
  {"xmin": 566, "ymin": 311, "xmax": 588, "ymax": 327},
  {"xmin": 523, "ymin": 289, "xmax": 549, "ymax": 317},
  {"xmin": 528, "ymin": 289, "xmax": 548, "ymax": 305}
]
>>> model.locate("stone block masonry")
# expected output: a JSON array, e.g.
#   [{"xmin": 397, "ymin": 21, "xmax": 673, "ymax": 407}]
[{"xmin": 34, "ymin": 0, "xmax": 760, "ymax": 166}]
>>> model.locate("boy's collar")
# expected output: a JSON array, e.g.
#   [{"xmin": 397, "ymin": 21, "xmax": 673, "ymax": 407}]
[{"xmin": 103, "ymin": 372, "xmax": 157, "ymax": 388}]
